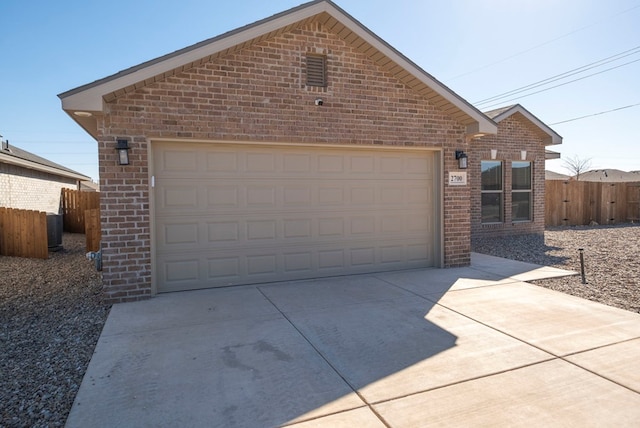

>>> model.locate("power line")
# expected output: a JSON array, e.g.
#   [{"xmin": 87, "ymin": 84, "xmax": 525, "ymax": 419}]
[
  {"xmin": 477, "ymin": 57, "xmax": 640, "ymax": 109},
  {"xmin": 446, "ymin": 3, "xmax": 640, "ymax": 82},
  {"xmin": 549, "ymin": 102, "xmax": 640, "ymax": 125},
  {"xmin": 474, "ymin": 45, "xmax": 640, "ymax": 105}
]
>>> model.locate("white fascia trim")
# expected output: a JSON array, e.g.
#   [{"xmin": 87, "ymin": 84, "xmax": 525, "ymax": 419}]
[
  {"xmin": 493, "ymin": 105, "xmax": 562, "ymax": 146},
  {"xmin": 61, "ymin": 3, "xmax": 331, "ymax": 112},
  {"xmin": 328, "ymin": 7, "xmax": 496, "ymax": 135},
  {"xmin": 60, "ymin": 0, "xmax": 496, "ymax": 138}
]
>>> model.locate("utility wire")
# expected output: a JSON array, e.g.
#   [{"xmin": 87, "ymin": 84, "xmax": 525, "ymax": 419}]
[
  {"xmin": 477, "ymin": 57, "xmax": 640, "ymax": 110},
  {"xmin": 446, "ymin": 3, "xmax": 640, "ymax": 82},
  {"xmin": 549, "ymin": 102, "xmax": 640, "ymax": 125},
  {"xmin": 474, "ymin": 46, "xmax": 640, "ymax": 105}
]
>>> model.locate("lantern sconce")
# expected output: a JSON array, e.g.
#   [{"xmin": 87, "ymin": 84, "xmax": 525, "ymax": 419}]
[
  {"xmin": 116, "ymin": 139, "xmax": 130, "ymax": 165},
  {"xmin": 455, "ymin": 150, "xmax": 468, "ymax": 169}
]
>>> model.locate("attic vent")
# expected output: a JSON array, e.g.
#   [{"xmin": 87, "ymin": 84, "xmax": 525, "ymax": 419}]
[{"xmin": 306, "ymin": 54, "xmax": 327, "ymax": 87}]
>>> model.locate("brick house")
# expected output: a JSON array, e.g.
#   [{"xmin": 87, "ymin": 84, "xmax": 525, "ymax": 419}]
[
  {"xmin": 470, "ymin": 104, "xmax": 562, "ymax": 238},
  {"xmin": 0, "ymin": 140, "xmax": 90, "ymax": 213},
  {"xmin": 59, "ymin": 0, "xmax": 559, "ymax": 302}
]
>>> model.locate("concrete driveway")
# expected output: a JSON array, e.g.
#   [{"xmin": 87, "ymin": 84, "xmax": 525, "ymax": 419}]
[{"xmin": 66, "ymin": 254, "xmax": 640, "ymax": 427}]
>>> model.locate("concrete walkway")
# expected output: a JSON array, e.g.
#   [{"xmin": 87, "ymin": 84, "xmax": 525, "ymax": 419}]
[{"xmin": 66, "ymin": 254, "xmax": 640, "ymax": 427}]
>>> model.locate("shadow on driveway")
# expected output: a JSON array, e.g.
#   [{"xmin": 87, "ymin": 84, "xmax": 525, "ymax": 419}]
[{"xmin": 66, "ymin": 259, "xmax": 582, "ymax": 427}]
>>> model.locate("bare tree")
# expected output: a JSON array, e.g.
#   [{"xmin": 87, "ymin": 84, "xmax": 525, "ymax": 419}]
[{"xmin": 563, "ymin": 155, "xmax": 592, "ymax": 180}]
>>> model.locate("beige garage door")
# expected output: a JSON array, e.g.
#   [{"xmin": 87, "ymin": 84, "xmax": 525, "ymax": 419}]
[{"xmin": 153, "ymin": 142, "xmax": 438, "ymax": 293}]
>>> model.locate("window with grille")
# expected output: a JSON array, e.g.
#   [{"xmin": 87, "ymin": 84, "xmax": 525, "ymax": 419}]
[
  {"xmin": 512, "ymin": 161, "xmax": 532, "ymax": 221},
  {"xmin": 481, "ymin": 161, "xmax": 503, "ymax": 223},
  {"xmin": 306, "ymin": 54, "xmax": 327, "ymax": 87}
]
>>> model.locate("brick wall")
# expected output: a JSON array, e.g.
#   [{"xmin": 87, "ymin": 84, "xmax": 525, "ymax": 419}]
[
  {"xmin": 469, "ymin": 113, "xmax": 547, "ymax": 239},
  {"xmin": 97, "ymin": 22, "xmax": 470, "ymax": 302},
  {"xmin": 0, "ymin": 163, "xmax": 77, "ymax": 213}
]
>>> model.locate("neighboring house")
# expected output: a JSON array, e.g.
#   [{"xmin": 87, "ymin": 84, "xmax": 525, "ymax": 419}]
[
  {"xmin": 545, "ymin": 170, "xmax": 570, "ymax": 180},
  {"xmin": 471, "ymin": 104, "xmax": 562, "ymax": 238},
  {"xmin": 577, "ymin": 169, "xmax": 640, "ymax": 182},
  {"xmin": 59, "ymin": 0, "xmax": 560, "ymax": 302},
  {"xmin": 0, "ymin": 140, "xmax": 90, "ymax": 213}
]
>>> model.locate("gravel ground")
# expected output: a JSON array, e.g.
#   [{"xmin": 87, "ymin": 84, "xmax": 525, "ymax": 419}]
[
  {"xmin": 1, "ymin": 225, "xmax": 639, "ymax": 427},
  {"xmin": 473, "ymin": 223, "xmax": 640, "ymax": 314},
  {"xmin": 0, "ymin": 234, "xmax": 110, "ymax": 428}
]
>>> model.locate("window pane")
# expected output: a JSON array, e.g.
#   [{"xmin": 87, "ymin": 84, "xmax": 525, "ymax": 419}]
[
  {"xmin": 481, "ymin": 161, "xmax": 502, "ymax": 191},
  {"xmin": 512, "ymin": 192, "xmax": 531, "ymax": 221},
  {"xmin": 512, "ymin": 161, "xmax": 531, "ymax": 190},
  {"xmin": 482, "ymin": 193, "xmax": 503, "ymax": 223}
]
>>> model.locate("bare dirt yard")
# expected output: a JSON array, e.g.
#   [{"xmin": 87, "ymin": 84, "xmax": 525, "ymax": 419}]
[
  {"xmin": 1, "ymin": 225, "xmax": 638, "ymax": 426},
  {"xmin": 1, "ymin": 234, "xmax": 110, "ymax": 427}
]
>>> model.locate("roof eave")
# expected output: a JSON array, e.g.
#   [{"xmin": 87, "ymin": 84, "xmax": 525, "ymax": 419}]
[
  {"xmin": 59, "ymin": 0, "xmax": 497, "ymax": 138},
  {"xmin": 59, "ymin": 1, "xmax": 332, "ymax": 113},
  {"xmin": 545, "ymin": 149, "xmax": 561, "ymax": 160},
  {"xmin": 491, "ymin": 104, "xmax": 562, "ymax": 146},
  {"xmin": 0, "ymin": 153, "xmax": 90, "ymax": 181}
]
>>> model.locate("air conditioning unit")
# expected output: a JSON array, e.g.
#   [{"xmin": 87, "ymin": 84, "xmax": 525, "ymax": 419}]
[{"xmin": 47, "ymin": 213, "xmax": 63, "ymax": 251}]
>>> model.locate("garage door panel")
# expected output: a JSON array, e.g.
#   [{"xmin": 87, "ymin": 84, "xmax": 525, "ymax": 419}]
[
  {"xmin": 161, "ymin": 149, "xmax": 198, "ymax": 171},
  {"xmin": 159, "ymin": 186, "xmax": 199, "ymax": 210},
  {"xmin": 156, "ymin": 237, "xmax": 432, "ymax": 290},
  {"xmin": 283, "ymin": 219, "xmax": 312, "ymax": 239},
  {"xmin": 159, "ymin": 179, "xmax": 432, "ymax": 213},
  {"xmin": 380, "ymin": 245, "xmax": 404, "ymax": 264},
  {"xmin": 164, "ymin": 259, "xmax": 200, "ymax": 283},
  {"xmin": 206, "ymin": 151, "xmax": 238, "ymax": 172},
  {"xmin": 164, "ymin": 223, "xmax": 199, "ymax": 245},
  {"xmin": 157, "ymin": 211, "xmax": 426, "ymax": 250},
  {"xmin": 284, "ymin": 252, "xmax": 313, "ymax": 273},
  {"xmin": 208, "ymin": 257, "xmax": 240, "ymax": 280},
  {"xmin": 153, "ymin": 142, "xmax": 437, "ymax": 292},
  {"xmin": 350, "ymin": 155, "xmax": 375, "ymax": 173},
  {"xmin": 208, "ymin": 186, "xmax": 240, "ymax": 208},
  {"xmin": 283, "ymin": 187, "xmax": 312, "ymax": 205},
  {"xmin": 283, "ymin": 154, "xmax": 311, "ymax": 173},
  {"xmin": 157, "ymin": 145, "xmax": 435, "ymax": 179},
  {"xmin": 208, "ymin": 221, "xmax": 240, "ymax": 242},
  {"xmin": 157, "ymin": 210, "xmax": 424, "ymax": 247}
]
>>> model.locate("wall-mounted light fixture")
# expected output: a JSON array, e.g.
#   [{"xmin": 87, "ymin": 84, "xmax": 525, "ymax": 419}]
[
  {"xmin": 116, "ymin": 139, "xmax": 130, "ymax": 165},
  {"xmin": 521, "ymin": 150, "xmax": 527, "ymax": 160},
  {"xmin": 491, "ymin": 149, "xmax": 498, "ymax": 160},
  {"xmin": 455, "ymin": 150, "xmax": 468, "ymax": 169}
]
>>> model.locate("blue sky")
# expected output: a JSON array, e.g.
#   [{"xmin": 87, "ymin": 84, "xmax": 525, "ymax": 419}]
[{"xmin": 1, "ymin": 0, "xmax": 638, "ymax": 182}]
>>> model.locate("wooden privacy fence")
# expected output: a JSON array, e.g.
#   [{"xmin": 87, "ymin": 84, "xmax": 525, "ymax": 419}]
[
  {"xmin": 61, "ymin": 188, "xmax": 100, "ymax": 233},
  {"xmin": 0, "ymin": 208, "xmax": 48, "ymax": 259},
  {"xmin": 546, "ymin": 181, "xmax": 640, "ymax": 226},
  {"xmin": 85, "ymin": 208, "xmax": 101, "ymax": 252}
]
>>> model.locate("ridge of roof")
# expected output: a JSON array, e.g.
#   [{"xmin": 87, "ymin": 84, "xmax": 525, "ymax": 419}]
[
  {"xmin": 482, "ymin": 104, "xmax": 562, "ymax": 146},
  {"xmin": 59, "ymin": 0, "xmax": 496, "ymax": 139},
  {"xmin": 483, "ymin": 105, "xmax": 517, "ymax": 120},
  {"xmin": 59, "ymin": 0, "xmax": 327, "ymax": 99}
]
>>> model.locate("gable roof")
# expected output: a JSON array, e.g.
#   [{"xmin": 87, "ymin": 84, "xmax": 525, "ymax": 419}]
[
  {"xmin": 484, "ymin": 104, "xmax": 562, "ymax": 146},
  {"xmin": 0, "ymin": 141, "xmax": 90, "ymax": 181},
  {"xmin": 59, "ymin": 0, "xmax": 496, "ymax": 140}
]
